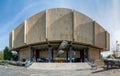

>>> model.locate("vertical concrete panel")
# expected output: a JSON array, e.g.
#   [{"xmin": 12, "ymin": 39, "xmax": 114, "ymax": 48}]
[
  {"xmin": 94, "ymin": 50, "xmax": 100, "ymax": 60},
  {"xmin": 9, "ymin": 32, "xmax": 12, "ymax": 49},
  {"xmin": 89, "ymin": 47, "xmax": 100, "ymax": 61},
  {"xmin": 14, "ymin": 23, "xmax": 24, "ymax": 48},
  {"xmin": 105, "ymin": 31, "xmax": 110, "ymax": 50},
  {"xmin": 47, "ymin": 8, "xmax": 73, "ymax": 41},
  {"xmin": 95, "ymin": 22, "xmax": 106, "ymax": 49},
  {"xmin": 26, "ymin": 11, "xmax": 46, "ymax": 44},
  {"xmin": 74, "ymin": 11, "xmax": 94, "ymax": 45}
]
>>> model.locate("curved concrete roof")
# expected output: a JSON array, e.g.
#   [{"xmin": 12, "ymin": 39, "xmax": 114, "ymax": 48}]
[{"xmin": 9, "ymin": 8, "xmax": 110, "ymax": 51}]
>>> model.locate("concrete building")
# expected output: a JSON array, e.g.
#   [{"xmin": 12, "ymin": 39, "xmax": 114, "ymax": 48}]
[{"xmin": 9, "ymin": 8, "xmax": 110, "ymax": 65}]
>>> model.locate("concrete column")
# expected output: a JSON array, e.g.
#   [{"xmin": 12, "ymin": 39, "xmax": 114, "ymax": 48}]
[
  {"xmin": 12, "ymin": 30, "xmax": 14, "ymax": 48},
  {"xmin": 80, "ymin": 50, "xmax": 81, "ymax": 62},
  {"xmin": 72, "ymin": 10, "xmax": 74, "ymax": 41},
  {"xmin": 17, "ymin": 50, "xmax": 20, "ymax": 61},
  {"xmin": 85, "ymin": 48, "xmax": 89, "ymax": 61},
  {"xmin": 32, "ymin": 50, "xmax": 35, "ymax": 62},
  {"xmin": 48, "ymin": 45, "xmax": 52, "ymax": 63},
  {"xmin": 46, "ymin": 10, "xmax": 48, "ymax": 40},
  {"xmin": 69, "ymin": 46, "xmax": 73, "ymax": 63},
  {"xmin": 66, "ymin": 49, "xmax": 68, "ymax": 62},
  {"xmin": 30, "ymin": 47, "xmax": 33, "ymax": 62},
  {"xmin": 93, "ymin": 21, "xmax": 95, "ymax": 45},
  {"xmin": 51, "ymin": 49, "xmax": 54, "ymax": 62}
]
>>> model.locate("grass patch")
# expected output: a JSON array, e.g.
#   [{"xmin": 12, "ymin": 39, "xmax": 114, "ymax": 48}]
[{"xmin": 0, "ymin": 60, "xmax": 8, "ymax": 65}]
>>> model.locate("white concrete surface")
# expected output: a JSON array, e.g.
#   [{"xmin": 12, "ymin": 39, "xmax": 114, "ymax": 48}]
[{"xmin": 28, "ymin": 62, "xmax": 91, "ymax": 70}]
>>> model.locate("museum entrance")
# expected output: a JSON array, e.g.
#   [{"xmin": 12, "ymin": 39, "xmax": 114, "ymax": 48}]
[
  {"xmin": 31, "ymin": 44, "xmax": 89, "ymax": 63},
  {"xmin": 73, "ymin": 49, "xmax": 88, "ymax": 62},
  {"xmin": 30, "ymin": 41, "xmax": 89, "ymax": 63}
]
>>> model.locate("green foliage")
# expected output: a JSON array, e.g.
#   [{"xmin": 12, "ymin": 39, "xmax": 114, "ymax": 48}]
[
  {"xmin": 107, "ymin": 55, "xmax": 113, "ymax": 58},
  {"xmin": 11, "ymin": 53, "xmax": 18, "ymax": 61},
  {"xmin": 106, "ymin": 54, "xmax": 119, "ymax": 59},
  {"xmin": 0, "ymin": 51, "xmax": 3, "ymax": 60},
  {"xmin": 3, "ymin": 46, "xmax": 18, "ymax": 61},
  {"xmin": 3, "ymin": 46, "xmax": 12, "ymax": 60},
  {"xmin": 112, "ymin": 54, "xmax": 117, "ymax": 58},
  {"xmin": 0, "ymin": 60, "xmax": 8, "ymax": 65},
  {"xmin": 100, "ymin": 54, "xmax": 105, "ymax": 60}
]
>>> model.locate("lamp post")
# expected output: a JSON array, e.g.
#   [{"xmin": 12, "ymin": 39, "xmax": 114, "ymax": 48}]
[{"xmin": 116, "ymin": 41, "xmax": 118, "ymax": 57}]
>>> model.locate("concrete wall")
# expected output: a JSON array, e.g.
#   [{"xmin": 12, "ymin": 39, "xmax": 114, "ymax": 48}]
[
  {"xmin": 89, "ymin": 47, "xmax": 104, "ymax": 66},
  {"xmin": 94, "ymin": 23, "xmax": 106, "ymax": 49},
  {"xmin": 105, "ymin": 31, "xmax": 110, "ymax": 50},
  {"xmin": 26, "ymin": 11, "xmax": 46, "ymax": 44},
  {"xmin": 47, "ymin": 8, "xmax": 73, "ymax": 41},
  {"xmin": 40, "ymin": 50, "xmax": 48, "ymax": 58},
  {"xmin": 37, "ymin": 50, "xmax": 80, "ymax": 59},
  {"xmin": 36, "ymin": 49, "xmax": 72, "ymax": 59},
  {"xmin": 89, "ymin": 47, "xmax": 100, "ymax": 61},
  {"xmin": 10, "ymin": 8, "xmax": 110, "ymax": 51},
  {"xmin": 74, "ymin": 11, "xmax": 93, "ymax": 45},
  {"xmin": 13, "ymin": 23, "xmax": 24, "ymax": 48},
  {"xmin": 19, "ymin": 47, "xmax": 30, "ymax": 60}
]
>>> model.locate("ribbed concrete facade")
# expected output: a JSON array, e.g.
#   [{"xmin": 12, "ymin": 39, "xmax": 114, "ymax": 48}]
[{"xmin": 9, "ymin": 8, "xmax": 110, "ymax": 66}]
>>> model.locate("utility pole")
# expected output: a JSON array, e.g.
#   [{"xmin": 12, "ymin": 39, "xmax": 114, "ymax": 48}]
[
  {"xmin": 116, "ymin": 41, "xmax": 118, "ymax": 51},
  {"xmin": 116, "ymin": 41, "xmax": 118, "ymax": 57}
]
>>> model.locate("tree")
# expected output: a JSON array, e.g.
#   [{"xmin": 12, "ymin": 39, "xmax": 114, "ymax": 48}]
[
  {"xmin": 3, "ymin": 46, "xmax": 12, "ymax": 60},
  {"xmin": 0, "ymin": 51, "xmax": 3, "ymax": 60},
  {"xmin": 11, "ymin": 51, "xmax": 18, "ymax": 61}
]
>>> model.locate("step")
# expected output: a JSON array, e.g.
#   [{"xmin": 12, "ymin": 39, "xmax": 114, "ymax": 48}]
[{"xmin": 28, "ymin": 62, "xmax": 91, "ymax": 70}]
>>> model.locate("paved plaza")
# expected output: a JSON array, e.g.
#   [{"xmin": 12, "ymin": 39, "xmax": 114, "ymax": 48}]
[{"xmin": 0, "ymin": 64, "xmax": 120, "ymax": 76}]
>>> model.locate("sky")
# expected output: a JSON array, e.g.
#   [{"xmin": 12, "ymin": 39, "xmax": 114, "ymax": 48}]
[{"xmin": 0, "ymin": 0, "xmax": 120, "ymax": 56}]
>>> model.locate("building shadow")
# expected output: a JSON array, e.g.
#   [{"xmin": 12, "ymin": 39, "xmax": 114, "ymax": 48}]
[{"xmin": 92, "ymin": 67, "xmax": 120, "ymax": 74}]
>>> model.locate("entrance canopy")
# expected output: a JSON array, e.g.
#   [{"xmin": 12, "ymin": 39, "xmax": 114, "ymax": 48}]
[{"xmin": 31, "ymin": 41, "xmax": 88, "ymax": 50}]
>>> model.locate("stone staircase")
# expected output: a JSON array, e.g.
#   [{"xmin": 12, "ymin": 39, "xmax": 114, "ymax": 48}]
[{"xmin": 28, "ymin": 62, "xmax": 91, "ymax": 70}]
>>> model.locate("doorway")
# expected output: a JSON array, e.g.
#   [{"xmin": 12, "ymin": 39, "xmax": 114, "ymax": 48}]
[
  {"xmin": 80, "ymin": 50, "xmax": 84, "ymax": 62},
  {"xmin": 35, "ymin": 50, "xmax": 39, "ymax": 61}
]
